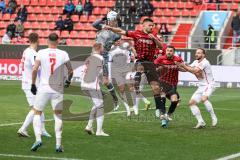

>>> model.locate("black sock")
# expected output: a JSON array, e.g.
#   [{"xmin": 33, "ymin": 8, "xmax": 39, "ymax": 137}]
[
  {"xmin": 168, "ymin": 101, "xmax": 178, "ymax": 115},
  {"xmin": 154, "ymin": 95, "xmax": 166, "ymax": 114},
  {"xmin": 134, "ymin": 72, "xmax": 142, "ymax": 94},
  {"xmin": 106, "ymin": 83, "xmax": 118, "ymax": 102}
]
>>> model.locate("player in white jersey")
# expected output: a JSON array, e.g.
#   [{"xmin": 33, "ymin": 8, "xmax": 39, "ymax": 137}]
[
  {"xmin": 30, "ymin": 33, "xmax": 73, "ymax": 152},
  {"xmin": 82, "ymin": 43, "xmax": 109, "ymax": 136},
  {"xmin": 18, "ymin": 33, "xmax": 51, "ymax": 138},
  {"xmin": 175, "ymin": 48, "xmax": 217, "ymax": 128}
]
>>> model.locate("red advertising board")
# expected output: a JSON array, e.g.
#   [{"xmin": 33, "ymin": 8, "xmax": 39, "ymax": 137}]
[{"xmin": 0, "ymin": 59, "xmax": 22, "ymax": 76}]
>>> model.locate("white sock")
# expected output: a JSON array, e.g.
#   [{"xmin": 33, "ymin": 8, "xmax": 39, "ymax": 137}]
[
  {"xmin": 139, "ymin": 93, "xmax": 148, "ymax": 103},
  {"xmin": 33, "ymin": 115, "xmax": 42, "ymax": 142},
  {"xmin": 96, "ymin": 107, "xmax": 104, "ymax": 133},
  {"xmin": 87, "ymin": 107, "xmax": 97, "ymax": 128},
  {"xmin": 130, "ymin": 91, "xmax": 136, "ymax": 106},
  {"xmin": 54, "ymin": 114, "xmax": 63, "ymax": 147},
  {"xmin": 20, "ymin": 109, "xmax": 34, "ymax": 131},
  {"xmin": 190, "ymin": 105, "xmax": 204, "ymax": 123},
  {"xmin": 41, "ymin": 112, "xmax": 47, "ymax": 133},
  {"xmin": 204, "ymin": 100, "xmax": 217, "ymax": 119},
  {"xmin": 120, "ymin": 92, "xmax": 130, "ymax": 113}
]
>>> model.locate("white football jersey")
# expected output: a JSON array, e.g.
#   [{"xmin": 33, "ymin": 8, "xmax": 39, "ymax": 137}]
[
  {"xmin": 36, "ymin": 48, "xmax": 70, "ymax": 93},
  {"xmin": 190, "ymin": 58, "xmax": 215, "ymax": 85},
  {"xmin": 81, "ymin": 53, "xmax": 103, "ymax": 90},
  {"xmin": 21, "ymin": 47, "xmax": 37, "ymax": 90}
]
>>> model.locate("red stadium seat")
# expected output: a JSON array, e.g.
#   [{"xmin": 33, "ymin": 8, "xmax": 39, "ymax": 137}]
[
  {"xmin": 82, "ymin": 39, "xmax": 94, "ymax": 46},
  {"xmin": 28, "ymin": 14, "xmax": 36, "ymax": 21},
  {"xmin": 159, "ymin": 1, "xmax": 167, "ymax": 9},
  {"xmin": 40, "ymin": 22, "xmax": 49, "ymax": 29},
  {"xmin": 23, "ymin": 22, "xmax": 31, "ymax": 29},
  {"xmin": 207, "ymin": 3, "xmax": 217, "ymax": 10},
  {"xmin": 151, "ymin": 1, "xmax": 159, "ymax": 8},
  {"xmin": 80, "ymin": 15, "xmax": 88, "ymax": 22},
  {"xmin": 190, "ymin": 10, "xmax": 199, "ymax": 17},
  {"xmin": 26, "ymin": 6, "xmax": 34, "ymax": 13},
  {"xmin": 69, "ymin": 30, "xmax": 78, "ymax": 38},
  {"xmin": 24, "ymin": 29, "xmax": 33, "ymax": 37},
  {"xmin": 45, "ymin": 14, "xmax": 53, "ymax": 21},
  {"xmin": 78, "ymin": 31, "xmax": 88, "ymax": 38},
  {"xmin": 95, "ymin": 1, "xmax": 105, "ymax": 7},
  {"xmin": 2, "ymin": 14, "xmax": 10, "ymax": 21},
  {"xmin": 0, "ymin": 29, "xmax": 5, "ymax": 36},
  {"xmin": 93, "ymin": 7, "xmax": 101, "ymax": 15},
  {"xmin": 42, "ymin": 30, "xmax": 51, "ymax": 37},
  {"xmin": 71, "ymin": 15, "xmax": 79, "ymax": 22},
  {"xmin": 22, "ymin": 0, "xmax": 30, "ymax": 5},
  {"xmin": 84, "ymin": 23, "xmax": 94, "ymax": 31},
  {"xmin": 106, "ymin": 1, "xmax": 115, "ymax": 7},
  {"xmin": 39, "ymin": 0, "xmax": 46, "ymax": 6},
  {"xmin": 42, "ymin": 7, "xmax": 51, "ymax": 14},
  {"xmin": 182, "ymin": 10, "xmax": 190, "ymax": 17},
  {"xmin": 49, "ymin": 22, "xmax": 55, "ymax": 29},
  {"xmin": 51, "ymin": 7, "xmax": 61, "ymax": 14},
  {"xmin": 173, "ymin": 9, "xmax": 181, "ymax": 17},
  {"xmin": 37, "ymin": 14, "xmax": 46, "ymax": 21},
  {"xmin": 162, "ymin": 9, "xmax": 172, "ymax": 17},
  {"xmin": 159, "ymin": 17, "xmax": 167, "ymax": 24},
  {"xmin": 39, "ymin": 38, "xmax": 47, "ymax": 45},
  {"xmin": 56, "ymin": 0, "xmax": 64, "ymax": 7},
  {"xmin": 0, "ymin": 21, "xmax": 6, "ymax": 28},
  {"xmin": 47, "ymin": 0, "xmax": 56, "ymax": 6},
  {"xmin": 220, "ymin": 3, "xmax": 228, "ymax": 10},
  {"xmin": 88, "ymin": 15, "xmax": 97, "ymax": 23},
  {"xmin": 101, "ymin": 8, "xmax": 108, "ymax": 15},
  {"xmin": 168, "ymin": 17, "xmax": 176, "ymax": 25},
  {"xmin": 60, "ymin": 31, "xmax": 69, "ymax": 38},
  {"xmin": 34, "ymin": 6, "xmax": 42, "ymax": 14},
  {"xmin": 154, "ymin": 9, "xmax": 162, "ymax": 16},
  {"xmin": 31, "ymin": 22, "xmax": 40, "ymax": 29},
  {"xmin": 74, "ymin": 23, "xmax": 82, "ymax": 30},
  {"xmin": 230, "ymin": 3, "xmax": 238, "ymax": 10},
  {"xmin": 176, "ymin": 2, "xmax": 185, "ymax": 10},
  {"xmin": 35, "ymin": 30, "xmax": 44, "ymax": 37},
  {"xmin": 152, "ymin": 17, "xmax": 159, "ymax": 23},
  {"xmin": 168, "ymin": 1, "xmax": 176, "ymax": 9},
  {"xmin": 88, "ymin": 31, "xmax": 96, "ymax": 39},
  {"xmin": 30, "ymin": 0, "xmax": 38, "ymax": 6},
  {"xmin": 66, "ymin": 39, "xmax": 72, "ymax": 45},
  {"xmin": 73, "ymin": 39, "xmax": 82, "ymax": 46},
  {"xmin": 185, "ymin": 2, "xmax": 194, "ymax": 9}
]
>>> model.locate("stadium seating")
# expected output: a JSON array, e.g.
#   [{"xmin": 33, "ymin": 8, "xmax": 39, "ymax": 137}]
[{"xmin": 0, "ymin": 0, "xmax": 238, "ymax": 47}]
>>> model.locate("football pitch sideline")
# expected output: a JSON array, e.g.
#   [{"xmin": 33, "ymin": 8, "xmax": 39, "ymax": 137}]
[{"xmin": 0, "ymin": 80, "xmax": 239, "ymax": 160}]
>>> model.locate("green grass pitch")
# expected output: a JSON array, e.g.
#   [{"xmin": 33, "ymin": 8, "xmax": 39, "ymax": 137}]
[{"xmin": 0, "ymin": 80, "xmax": 239, "ymax": 160}]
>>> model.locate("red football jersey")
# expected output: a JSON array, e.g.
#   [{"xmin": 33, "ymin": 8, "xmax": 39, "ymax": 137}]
[
  {"xmin": 155, "ymin": 43, "xmax": 167, "ymax": 56},
  {"xmin": 154, "ymin": 55, "xmax": 183, "ymax": 86},
  {"xmin": 126, "ymin": 30, "xmax": 158, "ymax": 62}
]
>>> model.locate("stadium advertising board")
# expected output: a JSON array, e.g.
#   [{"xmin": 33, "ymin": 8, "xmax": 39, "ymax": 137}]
[{"xmin": 202, "ymin": 11, "xmax": 228, "ymax": 31}]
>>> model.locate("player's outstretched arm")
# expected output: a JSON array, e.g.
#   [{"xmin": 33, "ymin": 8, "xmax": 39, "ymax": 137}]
[
  {"xmin": 92, "ymin": 18, "xmax": 105, "ymax": 30},
  {"xmin": 175, "ymin": 62, "xmax": 200, "ymax": 74},
  {"xmin": 148, "ymin": 34, "xmax": 162, "ymax": 49},
  {"xmin": 104, "ymin": 25, "xmax": 127, "ymax": 36},
  {"xmin": 64, "ymin": 61, "xmax": 73, "ymax": 87}
]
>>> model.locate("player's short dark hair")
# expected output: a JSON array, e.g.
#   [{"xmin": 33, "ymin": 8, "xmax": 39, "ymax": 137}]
[
  {"xmin": 28, "ymin": 33, "xmax": 39, "ymax": 43},
  {"xmin": 167, "ymin": 45, "xmax": 175, "ymax": 51},
  {"xmin": 143, "ymin": 18, "xmax": 153, "ymax": 23},
  {"xmin": 48, "ymin": 33, "xmax": 59, "ymax": 42},
  {"xmin": 197, "ymin": 48, "xmax": 206, "ymax": 54}
]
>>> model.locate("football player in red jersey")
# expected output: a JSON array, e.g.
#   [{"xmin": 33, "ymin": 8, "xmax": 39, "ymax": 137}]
[
  {"xmin": 154, "ymin": 45, "xmax": 183, "ymax": 128},
  {"xmin": 104, "ymin": 18, "xmax": 166, "ymax": 116}
]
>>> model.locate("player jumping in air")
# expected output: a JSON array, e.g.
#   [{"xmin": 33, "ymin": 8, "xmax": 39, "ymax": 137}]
[
  {"xmin": 175, "ymin": 48, "xmax": 218, "ymax": 128},
  {"xmin": 154, "ymin": 46, "xmax": 183, "ymax": 128},
  {"xmin": 18, "ymin": 33, "xmax": 51, "ymax": 138},
  {"xmin": 30, "ymin": 33, "xmax": 73, "ymax": 152},
  {"xmin": 92, "ymin": 10, "xmax": 121, "ymax": 109}
]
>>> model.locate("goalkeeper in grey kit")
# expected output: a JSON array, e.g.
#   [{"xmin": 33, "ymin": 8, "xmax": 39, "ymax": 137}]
[{"xmin": 92, "ymin": 11, "xmax": 121, "ymax": 108}]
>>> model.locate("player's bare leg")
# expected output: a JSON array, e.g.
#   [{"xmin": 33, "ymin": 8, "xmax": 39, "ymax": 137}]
[
  {"xmin": 189, "ymin": 100, "xmax": 206, "ymax": 129},
  {"xmin": 201, "ymin": 96, "xmax": 217, "ymax": 127}
]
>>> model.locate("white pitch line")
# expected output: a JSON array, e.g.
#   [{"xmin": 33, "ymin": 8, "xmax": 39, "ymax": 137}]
[
  {"xmin": 216, "ymin": 152, "xmax": 240, "ymax": 160},
  {"xmin": 0, "ymin": 153, "xmax": 83, "ymax": 160}
]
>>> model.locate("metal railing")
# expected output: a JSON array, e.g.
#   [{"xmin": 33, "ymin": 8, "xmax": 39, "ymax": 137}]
[{"xmin": 162, "ymin": 34, "xmax": 239, "ymax": 49}]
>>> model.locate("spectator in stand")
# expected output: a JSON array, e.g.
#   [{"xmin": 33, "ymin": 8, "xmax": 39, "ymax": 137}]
[
  {"xmin": 143, "ymin": 0, "xmax": 154, "ymax": 17},
  {"xmin": 159, "ymin": 23, "xmax": 169, "ymax": 42},
  {"xmin": 231, "ymin": 11, "xmax": 240, "ymax": 47},
  {"xmin": 63, "ymin": 0, "xmax": 75, "ymax": 15},
  {"xmin": 205, "ymin": 24, "xmax": 216, "ymax": 49},
  {"xmin": 64, "ymin": 15, "xmax": 74, "ymax": 34},
  {"xmin": 6, "ymin": 19, "xmax": 16, "ymax": 37},
  {"xmin": 129, "ymin": 1, "xmax": 136, "ymax": 15},
  {"xmin": 15, "ymin": 4, "xmax": 28, "ymax": 23},
  {"xmin": 15, "ymin": 20, "xmax": 24, "ymax": 37},
  {"xmin": 84, "ymin": 0, "xmax": 93, "ymax": 18},
  {"xmin": 0, "ymin": 0, "xmax": 6, "ymax": 14},
  {"xmin": 2, "ymin": 31, "xmax": 12, "ymax": 44},
  {"xmin": 54, "ymin": 16, "xmax": 65, "ymax": 34},
  {"xmin": 6, "ymin": 0, "xmax": 17, "ymax": 14},
  {"xmin": 75, "ymin": 1, "xmax": 83, "ymax": 18}
]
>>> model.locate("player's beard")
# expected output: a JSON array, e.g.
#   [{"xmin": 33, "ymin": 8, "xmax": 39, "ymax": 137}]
[{"xmin": 166, "ymin": 54, "xmax": 173, "ymax": 60}]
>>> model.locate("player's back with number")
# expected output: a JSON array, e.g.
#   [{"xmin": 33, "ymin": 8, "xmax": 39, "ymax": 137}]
[{"xmin": 36, "ymin": 48, "xmax": 69, "ymax": 93}]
